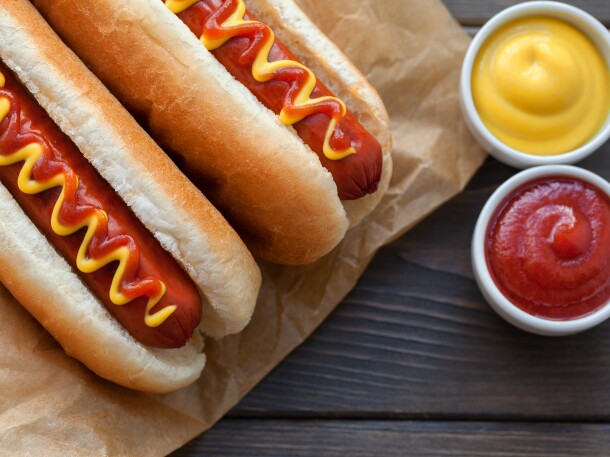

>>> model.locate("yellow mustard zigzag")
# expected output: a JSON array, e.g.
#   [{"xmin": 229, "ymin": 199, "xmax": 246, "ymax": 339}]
[
  {"xmin": 165, "ymin": 0, "xmax": 356, "ymax": 160},
  {"xmin": 0, "ymin": 73, "xmax": 174, "ymax": 327}
]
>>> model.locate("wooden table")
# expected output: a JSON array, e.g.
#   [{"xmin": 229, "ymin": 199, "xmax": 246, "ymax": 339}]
[{"xmin": 173, "ymin": 1, "xmax": 610, "ymax": 455}]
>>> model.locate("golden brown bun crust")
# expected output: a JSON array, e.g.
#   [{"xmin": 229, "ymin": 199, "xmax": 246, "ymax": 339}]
[
  {"xmin": 31, "ymin": 0, "xmax": 393, "ymax": 264},
  {"xmin": 0, "ymin": 0, "xmax": 261, "ymax": 391}
]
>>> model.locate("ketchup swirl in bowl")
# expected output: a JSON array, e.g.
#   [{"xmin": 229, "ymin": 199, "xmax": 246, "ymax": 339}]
[{"xmin": 486, "ymin": 177, "xmax": 610, "ymax": 320}]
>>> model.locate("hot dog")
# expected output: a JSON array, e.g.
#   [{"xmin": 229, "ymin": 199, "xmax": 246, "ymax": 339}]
[
  {"xmin": 0, "ymin": 0, "xmax": 261, "ymax": 392},
  {"xmin": 173, "ymin": 0, "xmax": 382, "ymax": 201},
  {"xmin": 32, "ymin": 0, "xmax": 393, "ymax": 265},
  {"xmin": 0, "ymin": 62, "xmax": 202, "ymax": 348}
]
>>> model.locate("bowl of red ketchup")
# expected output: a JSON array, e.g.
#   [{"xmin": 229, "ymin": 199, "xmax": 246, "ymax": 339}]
[{"xmin": 473, "ymin": 165, "xmax": 610, "ymax": 335}]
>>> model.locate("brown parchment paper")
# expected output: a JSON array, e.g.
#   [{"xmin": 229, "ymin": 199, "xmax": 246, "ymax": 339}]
[{"xmin": 0, "ymin": 0, "xmax": 486, "ymax": 455}]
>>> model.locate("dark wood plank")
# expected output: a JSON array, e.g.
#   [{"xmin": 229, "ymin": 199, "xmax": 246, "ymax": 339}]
[
  {"xmin": 443, "ymin": 0, "xmax": 610, "ymax": 26},
  {"xmin": 230, "ymin": 142, "xmax": 610, "ymax": 419},
  {"xmin": 171, "ymin": 420, "xmax": 610, "ymax": 456}
]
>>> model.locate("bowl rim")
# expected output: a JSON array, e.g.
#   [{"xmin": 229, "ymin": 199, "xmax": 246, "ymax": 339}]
[
  {"xmin": 460, "ymin": 1, "xmax": 610, "ymax": 168},
  {"xmin": 472, "ymin": 165, "xmax": 610, "ymax": 335}
]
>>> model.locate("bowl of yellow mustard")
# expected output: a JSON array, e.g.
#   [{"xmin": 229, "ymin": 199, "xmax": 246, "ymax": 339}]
[{"xmin": 461, "ymin": 1, "xmax": 610, "ymax": 168}]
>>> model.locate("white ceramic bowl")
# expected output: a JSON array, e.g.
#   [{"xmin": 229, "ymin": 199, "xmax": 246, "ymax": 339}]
[
  {"xmin": 472, "ymin": 165, "xmax": 610, "ymax": 335},
  {"xmin": 460, "ymin": 1, "xmax": 610, "ymax": 169}
]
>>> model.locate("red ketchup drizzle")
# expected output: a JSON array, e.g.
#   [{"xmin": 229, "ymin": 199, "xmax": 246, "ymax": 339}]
[
  {"xmin": 173, "ymin": 0, "xmax": 383, "ymax": 200},
  {"xmin": 486, "ymin": 177, "xmax": 610, "ymax": 320},
  {"xmin": 0, "ymin": 62, "xmax": 201, "ymax": 348}
]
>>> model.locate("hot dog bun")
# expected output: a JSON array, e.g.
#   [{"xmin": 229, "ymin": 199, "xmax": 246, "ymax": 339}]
[
  {"xmin": 31, "ymin": 0, "xmax": 393, "ymax": 265},
  {"xmin": 0, "ymin": 0, "xmax": 261, "ymax": 392}
]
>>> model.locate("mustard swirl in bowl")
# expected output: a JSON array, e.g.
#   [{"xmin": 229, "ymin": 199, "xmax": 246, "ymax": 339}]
[{"xmin": 472, "ymin": 17, "xmax": 610, "ymax": 156}]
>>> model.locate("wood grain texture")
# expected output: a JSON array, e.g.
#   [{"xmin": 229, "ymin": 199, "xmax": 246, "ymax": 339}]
[
  {"xmin": 444, "ymin": 0, "xmax": 610, "ymax": 25},
  {"xmin": 231, "ymin": 145, "xmax": 610, "ymax": 419},
  {"xmin": 171, "ymin": 420, "xmax": 610, "ymax": 457}
]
